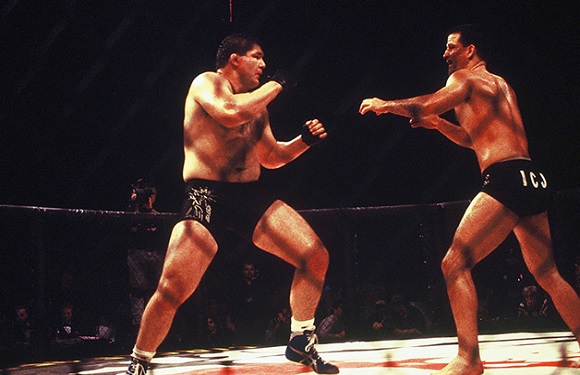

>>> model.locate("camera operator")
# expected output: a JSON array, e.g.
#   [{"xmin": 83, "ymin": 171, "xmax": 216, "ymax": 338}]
[
  {"xmin": 129, "ymin": 178, "xmax": 158, "ymax": 214},
  {"xmin": 126, "ymin": 178, "xmax": 166, "ymax": 340}
]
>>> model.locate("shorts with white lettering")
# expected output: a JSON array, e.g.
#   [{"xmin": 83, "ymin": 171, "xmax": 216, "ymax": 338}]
[
  {"xmin": 481, "ymin": 159, "xmax": 551, "ymax": 217},
  {"xmin": 177, "ymin": 179, "xmax": 277, "ymax": 245}
]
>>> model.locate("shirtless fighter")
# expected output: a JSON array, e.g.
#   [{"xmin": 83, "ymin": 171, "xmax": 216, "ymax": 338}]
[
  {"xmin": 359, "ymin": 24, "xmax": 580, "ymax": 374},
  {"xmin": 126, "ymin": 33, "xmax": 339, "ymax": 374}
]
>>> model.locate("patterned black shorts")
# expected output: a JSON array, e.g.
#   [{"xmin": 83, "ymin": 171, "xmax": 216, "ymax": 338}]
[{"xmin": 177, "ymin": 179, "xmax": 277, "ymax": 244}]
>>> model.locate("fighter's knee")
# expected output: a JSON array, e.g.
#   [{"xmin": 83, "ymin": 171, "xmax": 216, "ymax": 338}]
[
  {"xmin": 314, "ymin": 245, "xmax": 330, "ymax": 269},
  {"xmin": 440, "ymin": 254, "xmax": 454, "ymax": 279},
  {"xmin": 155, "ymin": 280, "xmax": 187, "ymax": 309},
  {"xmin": 300, "ymin": 240, "xmax": 329, "ymax": 275},
  {"xmin": 441, "ymin": 247, "xmax": 472, "ymax": 280}
]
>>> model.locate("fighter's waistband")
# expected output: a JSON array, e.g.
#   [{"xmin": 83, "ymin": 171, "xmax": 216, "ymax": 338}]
[{"xmin": 481, "ymin": 157, "xmax": 533, "ymax": 177}]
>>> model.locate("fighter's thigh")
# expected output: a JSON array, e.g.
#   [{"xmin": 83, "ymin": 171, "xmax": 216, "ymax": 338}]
[
  {"xmin": 448, "ymin": 193, "xmax": 519, "ymax": 265},
  {"xmin": 159, "ymin": 220, "xmax": 218, "ymax": 293},
  {"xmin": 252, "ymin": 200, "xmax": 325, "ymax": 266},
  {"xmin": 513, "ymin": 212, "xmax": 556, "ymax": 275}
]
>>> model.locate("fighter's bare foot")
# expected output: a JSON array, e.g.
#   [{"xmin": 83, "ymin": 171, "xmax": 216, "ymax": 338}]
[{"xmin": 432, "ymin": 356, "xmax": 483, "ymax": 375}]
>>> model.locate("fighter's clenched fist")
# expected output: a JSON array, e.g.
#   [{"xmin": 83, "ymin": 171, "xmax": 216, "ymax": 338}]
[{"xmin": 301, "ymin": 119, "xmax": 327, "ymax": 146}]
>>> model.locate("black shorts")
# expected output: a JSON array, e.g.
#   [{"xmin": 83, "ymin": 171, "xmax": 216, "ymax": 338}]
[
  {"xmin": 177, "ymin": 179, "xmax": 277, "ymax": 244},
  {"xmin": 481, "ymin": 159, "xmax": 551, "ymax": 217}
]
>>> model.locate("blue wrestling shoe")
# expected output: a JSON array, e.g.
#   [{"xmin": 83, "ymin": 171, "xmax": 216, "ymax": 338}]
[
  {"xmin": 285, "ymin": 330, "xmax": 339, "ymax": 374},
  {"xmin": 126, "ymin": 356, "xmax": 148, "ymax": 375}
]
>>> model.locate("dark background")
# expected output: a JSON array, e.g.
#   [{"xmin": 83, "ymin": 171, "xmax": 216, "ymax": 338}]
[{"xmin": 1, "ymin": 0, "xmax": 579, "ymax": 212}]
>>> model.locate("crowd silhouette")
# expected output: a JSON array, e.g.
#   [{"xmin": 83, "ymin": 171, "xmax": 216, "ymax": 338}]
[{"xmin": 1, "ymin": 212, "xmax": 576, "ymax": 368}]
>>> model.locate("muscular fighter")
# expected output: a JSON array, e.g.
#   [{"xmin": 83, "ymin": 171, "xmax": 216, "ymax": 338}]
[
  {"xmin": 359, "ymin": 24, "xmax": 580, "ymax": 374},
  {"xmin": 126, "ymin": 33, "xmax": 338, "ymax": 374}
]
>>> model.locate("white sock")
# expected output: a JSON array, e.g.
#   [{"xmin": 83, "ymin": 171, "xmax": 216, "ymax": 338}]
[
  {"xmin": 290, "ymin": 317, "xmax": 315, "ymax": 334},
  {"xmin": 132, "ymin": 346, "xmax": 155, "ymax": 362}
]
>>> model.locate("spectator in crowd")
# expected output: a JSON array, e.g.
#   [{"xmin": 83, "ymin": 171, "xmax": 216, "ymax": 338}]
[
  {"xmin": 51, "ymin": 303, "xmax": 82, "ymax": 342},
  {"xmin": 317, "ymin": 301, "xmax": 346, "ymax": 343},
  {"xmin": 126, "ymin": 178, "xmax": 167, "ymax": 338},
  {"xmin": 367, "ymin": 299, "xmax": 392, "ymax": 339},
  {"xmin": 514, "ymin": 285, "xmax": 566, "ymax": 331},
  {"xmin": 8, "ymin": 305, "xmax": 37, "ymax": 349},
  {"xmin": 265, "ymin": 306, "xmax": 292, "ymax": 345},
  {"xmin": 203, "ymin": 314, "xmax": 234, "ymax": 348},
  {"xmin": 49, "ymin": 302, "xmax": 89, "ymax": 358},
  {"xmin": 228, "ymin": 261, "xmax": 268, "ymax": 345},
  {"xmin": 200, "ymin": 298, "xmax": 235, "ymax": 348},
  {"xmin": 515, "ymin": 285, "xmax": 561, "ymax": 331},
  {"xmin": 389, "ymin": 294, "xmax": 427, "ymax": 339},
  {"xmin": 3, "ymin": 305, "xmax": 37, "ymax": 364},
  {"xmin": 517, "ymin": 285, "xmax": 550, "ymax": 319}
]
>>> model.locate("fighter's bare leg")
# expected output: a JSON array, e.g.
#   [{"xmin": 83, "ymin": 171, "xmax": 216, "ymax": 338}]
[
  {"xmin": 252, "ymin": 201, "xmax": 339, "ymax": 374},
  {"xmin": 135, "ymin": 220, "xmax": 218, "ymax": 352},
  {"xmin": 252, "ymin": 200, "xmax": 329, "ymax": 322},
  {"xmin": 434, "ymin": 193, "xmax": 519, "ymax": 375},
  {"xmin": 514, "ymin": 213, "xmax": 580, "ymax": 348}
]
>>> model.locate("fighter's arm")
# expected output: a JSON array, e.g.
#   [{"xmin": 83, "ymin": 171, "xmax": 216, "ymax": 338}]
[
  {"xmin": 359, "ymin": 71, "xmax": 470, "ymax": 119},
  {"xmin": 410, "ymin": 115, "xmax": 473, "ymax": 149},
  {"xmin": 359, "ymin": 72, "xmax": 473, "ymax": 148},
  {"xmin": 256, "ymin": 117, "xmax": 327, "ymax": 169},
  {"xmin": 191, "ymin": 72, "xmax": 282, "ymax": 128}
]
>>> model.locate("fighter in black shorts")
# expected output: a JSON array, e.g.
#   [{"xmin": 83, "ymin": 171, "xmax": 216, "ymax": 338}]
[
  {"xmin": 481, "ymin": 158, "xmax": 551, "ymax": 217},
  {"xmin": 127, "ymin": 33, "xmax": 338, "ymax": 375},
  {"xmin": 359, "ymin": 24, "xmax": 580, "ymax": 374}
]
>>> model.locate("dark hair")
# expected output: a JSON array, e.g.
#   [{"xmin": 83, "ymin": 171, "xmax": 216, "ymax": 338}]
[
  {"xmin": 133, "ymin": 177, "xmax": 155, "ymax": 190},
  {"xmin": 448, "ymin": 24, "xmax": 487, "ymax": 61},
  {"xmin": 215, "ymin": 33, "xmax": 261, "ymax": 69}
]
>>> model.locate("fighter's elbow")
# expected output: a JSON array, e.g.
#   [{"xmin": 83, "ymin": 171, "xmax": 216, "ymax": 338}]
[
  {"xmin": 219, "ymin": 103, "xmax": 253, "ymax": 128},
  {"xmin": 258, "ymin": 150, "xmax": 284, "ymax": 169},
  {"xmin": 460, "ymin": 137, "xmax": 474, "ymax": 149},
  {"xmin": 408, "ymin": 104, "xmax": 423, "ymax": 119},
  {"xmin": 260, "ymin": 155, "xmax": 287, "ymax": 169},
  {"xmin": 260, "ymin": 158, "xmax": 285, "ymax": 169}
]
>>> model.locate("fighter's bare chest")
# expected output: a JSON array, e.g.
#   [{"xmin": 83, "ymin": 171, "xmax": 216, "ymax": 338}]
[{"xmin": 223, "ymin": 119, "xmax": 263, "ymax": 141}]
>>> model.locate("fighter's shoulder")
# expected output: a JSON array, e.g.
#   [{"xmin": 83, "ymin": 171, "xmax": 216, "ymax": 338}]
[
  {"xmin": 191, "ymin": 71, "xmax": 225, "ymax": 86},
  {"xmin": 489, "ymin": 72, "xmax": 510, "ymax": 88},
  {"xmin": 446, "ymin": 69, "xmax": 493, "ymax": 93},
  {"xmin": 188, "ymin": 72, "xmax": 231, "ymax": 100},
  {"xmin": 446, "ymin": 69, "xmax": 471, "ymax": 84}
]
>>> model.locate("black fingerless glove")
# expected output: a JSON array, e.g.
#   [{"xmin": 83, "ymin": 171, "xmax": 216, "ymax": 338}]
[
  {"xmin": 269, "ymin": 69, "xmax": 296, "ymax": 90},
  {"xmin": 301, "ymin": 123, "xmax": 323, "ymax": 146}
]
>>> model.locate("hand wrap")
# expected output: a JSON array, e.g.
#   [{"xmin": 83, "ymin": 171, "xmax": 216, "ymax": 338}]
[
  {"xmin": 269, "ymin": 69, "xmax": 296, "ymax": 90},
  {"xmin": 301, "ymin": 123, "xmax": 323, "ymax": 146}
]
